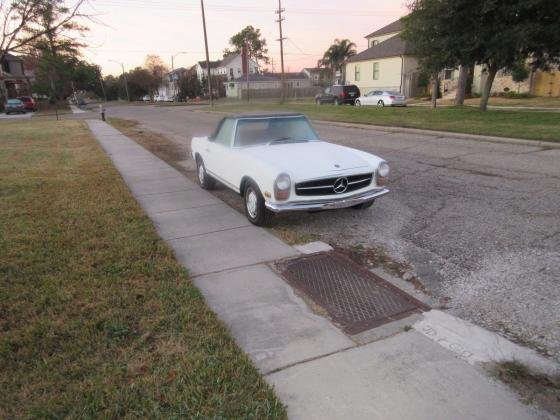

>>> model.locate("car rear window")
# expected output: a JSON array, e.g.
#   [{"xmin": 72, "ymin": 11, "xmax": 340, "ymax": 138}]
[
  {"xmin": 344, "ymin": 85, "xmax": 360, "ymax": 94},
  {"xmin": 7, "ymin": 99, "xmax": 22, "ymax": 104}
]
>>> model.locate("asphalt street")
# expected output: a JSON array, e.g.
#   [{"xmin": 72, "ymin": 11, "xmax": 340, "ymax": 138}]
[{"xmin": 102, "ymin": 103, "xmax": 560, "ymax": 361}]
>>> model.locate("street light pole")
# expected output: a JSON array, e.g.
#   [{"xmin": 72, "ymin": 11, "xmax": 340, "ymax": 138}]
[
  {"xmin": 200, "ymin": 0, "xmax": 213, "ymax": 106},
  {"xmin": 171, "ymin": 51, "xmax": 187, "ymax": 71},
  {"xmin": 110, "ymin": 59, "xmax": 130, "ymax": 102}
]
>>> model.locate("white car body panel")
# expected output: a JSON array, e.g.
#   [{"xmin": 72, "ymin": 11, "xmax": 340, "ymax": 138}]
[
  {"xmin": 356, "ymin": 90, "xmax": 407, "ymax": 107},
  {"xmin": 191, "ymin": 115, "xmax": 389, "ymax": 211}
]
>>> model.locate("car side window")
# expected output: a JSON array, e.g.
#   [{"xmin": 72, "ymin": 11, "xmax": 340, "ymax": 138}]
[{"xmin": 214, "ymin": 118, "xmax": 235, "ymax": 147}]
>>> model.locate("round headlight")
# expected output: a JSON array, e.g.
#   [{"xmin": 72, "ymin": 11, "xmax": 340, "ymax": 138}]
[
  {"xmin": 377, "ymin": 162, "xmax": 390, "ymax": 178},
  {"xmin": 275, "ymin": 173, "xmax": 291, "ymax": 190}
]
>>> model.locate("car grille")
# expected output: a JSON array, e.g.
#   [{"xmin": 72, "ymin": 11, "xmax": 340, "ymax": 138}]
[{"xmin": 295, "ymin": 173, "xmax": 373, "ymax": 196}]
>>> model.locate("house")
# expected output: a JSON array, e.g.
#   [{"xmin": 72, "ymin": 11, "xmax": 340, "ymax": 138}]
[
  {"xmin": 225, "ymin": 72, "xmax": 315, "ymax": 99},
  {"xmin": 345, "ymin": 19, "xmax": 422, "ymax": 97},
  {"xmin": 195, "ymin": 53, "xmax": 259, "ymax": 83},
  {"xmin": 0, "ymin": 53, "xmax": 31, "ymax": 100},
  {"xmin": 302, "ymin": 68, "xmax": 329, "ymax": 86}
]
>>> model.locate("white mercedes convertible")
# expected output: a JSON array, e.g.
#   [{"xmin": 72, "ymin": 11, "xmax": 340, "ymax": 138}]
[{"xmin": 191, "ymin": 113, "xmax": 390, "ymax": 226}]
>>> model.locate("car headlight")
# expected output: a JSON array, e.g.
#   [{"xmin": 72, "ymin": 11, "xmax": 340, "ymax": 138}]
[
  {"xmin": 274, "ymin": 173, "xmax": 291, "ymax": 200},
  {"xmin": 376, "ymin": 162, "xmax": 389, "ymax": 186},
  {"xmin": 377, "ymin": 162, "xmax": 390, "ymax": 177}
]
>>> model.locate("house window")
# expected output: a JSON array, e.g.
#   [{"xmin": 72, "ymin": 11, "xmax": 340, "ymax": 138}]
[
  {"xmin": 373, "ymin": 62, "xmax": 380, "ymax": 80},
  {"xmin": 370, "ymin": 40, "xmax": 379, "ymax": 48},
  {"xmin": 444, "ymin": 69, "xmax": 453, "ymax": 80},
  {"xmin": 355, "ymin": 64, "xmax": 360, "ymax": 81}
]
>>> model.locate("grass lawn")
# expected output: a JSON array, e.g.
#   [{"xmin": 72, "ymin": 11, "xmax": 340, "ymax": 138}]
[
  {"xmin": 0, "ymin": 120, "xmax": 285, "ymax": 418},
  {"xmin": 210, "ymin": 103, "xmax": 560, "ymax": 141}
]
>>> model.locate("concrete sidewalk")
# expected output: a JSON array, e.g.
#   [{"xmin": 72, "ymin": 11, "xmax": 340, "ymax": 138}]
[{"xmin": 87, "ymin": 119, "xmax": 551, "ymax": 420}]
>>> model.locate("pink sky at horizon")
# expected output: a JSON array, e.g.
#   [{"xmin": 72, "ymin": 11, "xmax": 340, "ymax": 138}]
[{"xmin": 81, "ymin": 0, "xmax": 409, "ymax": 76}]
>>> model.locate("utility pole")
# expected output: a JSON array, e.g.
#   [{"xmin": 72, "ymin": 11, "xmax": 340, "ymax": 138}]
[
  {"xmin": 200, "ymin": 0, "xmax": 213, "ymax": 106},
  {"xmin": 275, "ymin": 0, "xmax": 286, "ymax": 103},
  {"xmin": 110, "ymin": 59, "xmax": 130, "ymax": 102},
  {"xmin": 246, "ymin": 41, "xmax": 250, "ymax": 102}
]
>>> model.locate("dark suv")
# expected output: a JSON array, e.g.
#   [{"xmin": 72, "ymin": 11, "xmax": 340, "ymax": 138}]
[{"xmin": 315, "ymin": 85, "xmax": 360, "ymax": 105}]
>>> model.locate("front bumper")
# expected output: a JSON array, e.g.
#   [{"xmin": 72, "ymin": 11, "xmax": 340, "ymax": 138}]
[{"xmin": 265, "ymin": 188, "xmax": 390, "ymax": 213}]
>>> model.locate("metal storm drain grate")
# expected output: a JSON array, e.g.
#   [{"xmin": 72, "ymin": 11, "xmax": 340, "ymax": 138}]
[{"xmin": 275, "ymin": 252, "xmax": 429, "ymax": 335}]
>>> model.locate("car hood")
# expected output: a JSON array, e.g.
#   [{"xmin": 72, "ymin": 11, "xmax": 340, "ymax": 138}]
[{"xmin": 240, "ymin": 141, "xmax": 374, "ymax": 180}]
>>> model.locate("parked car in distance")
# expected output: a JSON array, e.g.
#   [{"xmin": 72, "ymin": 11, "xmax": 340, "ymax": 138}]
[
  {"xmin": 142, "ymin": 94, "xmax": 151, "ymax": 102},
  {"xmin": 4, "ymin": 99, "xmax": 26, "ymax": 114},
  {"xmin": 191, "ymin": 113, "xmax": 390, "ymax": 226},
  {"xmin": 315, "ymin": 85, "xmax": 361, "ymax": 105},
  {"xmin": 354, "ymin": 90, "xmax": 407, "ymax": 107},
  {"xmin": 17, "ymin": 96, "xmax": 37, "ymax": 111}
]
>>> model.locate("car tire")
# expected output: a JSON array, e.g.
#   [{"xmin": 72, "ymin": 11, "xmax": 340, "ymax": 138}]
[
  {"xmin": 334, "ymin": 98, "xmax": 341, "ymax": 106},
  {"xmin": 352, "ymin": 199, "xmax": 375, "ymax": 210},
  {"xmin": 315, "ymin": 98, "xmax": 322, "ymax": 105},
  {"xmin": 196, "ymin": 157, "xmax": 216, "ymax": 190},
  {"xmin": 355, "ymin": 100, "xmax": 361, "ymax": 107},
  {"xmin": 377, "ymin": 100, "xmax": 385, "ymax": 108},
  {"xmin": 244, "ymin": 180, "xmax": 274, "ymax": 226}
]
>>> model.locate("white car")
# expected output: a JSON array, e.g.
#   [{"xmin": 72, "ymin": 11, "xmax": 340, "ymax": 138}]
[
  {"xmin": 191, "ymin": 113, "xmax": 390, "ymax": 226},
  {"xmin": 354, "ymin": 90, "xmax": 407, "ymax": 107}
]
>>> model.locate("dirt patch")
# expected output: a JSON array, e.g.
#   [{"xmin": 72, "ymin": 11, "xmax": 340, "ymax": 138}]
[{"xmin": 491, "ymin": 361, "xmax": 560, "ymax": 417}]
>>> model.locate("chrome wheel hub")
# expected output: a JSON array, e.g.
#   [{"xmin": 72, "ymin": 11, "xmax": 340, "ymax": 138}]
[
  {"xmin": 198, "ymin": 164, "xmax": 205, "ymax": 183},
  {"xmin": 246, "ymin": 189, "xmax": 258, "ymax": 218}
]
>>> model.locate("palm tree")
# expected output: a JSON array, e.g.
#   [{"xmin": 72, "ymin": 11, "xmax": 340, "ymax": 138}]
[{"xmin": 317, "ymin": 39, "xmax": 357, "ymax": 84}]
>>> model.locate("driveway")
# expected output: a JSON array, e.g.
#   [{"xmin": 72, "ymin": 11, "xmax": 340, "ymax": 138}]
[{"xmin": 103, "ymin": 103, "xmax": 560, "ymax": 361}]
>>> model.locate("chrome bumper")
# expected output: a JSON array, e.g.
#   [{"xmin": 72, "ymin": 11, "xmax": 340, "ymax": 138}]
[{"xmin": 265, "ymin": 188, "xmax": 390, "ymax": 213}]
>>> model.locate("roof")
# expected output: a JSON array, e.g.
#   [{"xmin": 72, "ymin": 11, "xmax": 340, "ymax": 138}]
[
  {"xmin": 365, "ymin": 19, "xmax": 404, "ymax": 38},
  {"xmin": 1, "ymin": 53, "xmax": 23, "ymax": 62},
  {"xmin": 229, "ymin": 112, "xmax": 305, "ymax": 119},
  {"xmin": 233, "ymin": 73, "xmax": 279, "ymax": 82},
  {"xmin": 219, "ymin": 54, "xmax": 238, "ymax": 67},
  {"xmin": 303, "ymin": 67, "xmax": 323, "ymax": 73},
  {"xmin": 197, "ymin": 60, "xmax": 220, "ymax": 69},
  {"xmin": 347, "ymin": 34, "xmax": 414, "ymax": 62}
]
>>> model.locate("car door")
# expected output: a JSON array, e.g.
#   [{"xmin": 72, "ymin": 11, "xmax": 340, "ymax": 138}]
[
  {"xmin": 362, "ymin": 91, "xmax": 373, "ymax": 105},
  {"xmin": 370, "ymin": 90, "xmax": 382, "ymax": 104},
  {"xmin": 321, "ymin": 87, "xmax": 332, "ymax": 103},
  {"xmin": 205, "ymin": 118, "xmax": 235, "ymax": 184}
]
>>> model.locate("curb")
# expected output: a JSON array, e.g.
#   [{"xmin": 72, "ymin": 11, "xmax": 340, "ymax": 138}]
[
  {"xmin": 311, "ymin": 119, "xmax": 560, "ymax": 149},
  {"xmin": 196, "ymin": 109, "xmax": 560, "ymax": 149}
]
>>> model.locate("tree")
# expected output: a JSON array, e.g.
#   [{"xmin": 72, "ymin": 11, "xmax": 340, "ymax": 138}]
[
  {"xmin": 144, "ymin": 54, "xmax": 168, "ymax": 81},
  {"xmin": 0, "ymin": 0, "xmax": 86, "ymax": 62},
  {"xmin": 468, "ymin": 0, "xmax": 560, "ymax": 110},
  {"xmin": 125, "ymin": 67, "xmax": 159, "ymax": 100},
  {"xmin": 401, "ymin": 0, "xmax": 463, "ymax": 108},
  {"xmin": 177, "ymin": 72, "xmax": 201, "ymax": 101},
  {"xmin": 317, "ymin": 39, "xmax": 356, "ymax": 84},
  {"xmin": 403, "ymin": 0, "xmax": 560, "ymax": 111},
  {"xmin": 224, "ymin": 25, "xmax": 269, "ymax": 64}
]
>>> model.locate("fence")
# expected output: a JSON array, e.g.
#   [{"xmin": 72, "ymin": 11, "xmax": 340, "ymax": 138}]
[{"xmin": 238, "ymin": 87, "xmax": 321, "ymax": 100}]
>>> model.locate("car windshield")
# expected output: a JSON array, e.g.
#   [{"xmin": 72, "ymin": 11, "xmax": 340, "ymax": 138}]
[{"xmin": 234, "ymin": 116, "xmax": 319, "ymax": 147}]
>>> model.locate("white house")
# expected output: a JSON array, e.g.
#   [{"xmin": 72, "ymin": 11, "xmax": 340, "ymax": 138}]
[
  {"xmin": 345, "ymin": 19, "xmax": 422, "ymax": 97},
  {"xmin": 195, "ymin": 53, "xmax": 259, "ymax": 82}
]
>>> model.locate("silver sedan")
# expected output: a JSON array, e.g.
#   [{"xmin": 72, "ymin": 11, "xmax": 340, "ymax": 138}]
[{"xmin": 354, "ymin": 90, "xmax": 407, "ymax": 107}]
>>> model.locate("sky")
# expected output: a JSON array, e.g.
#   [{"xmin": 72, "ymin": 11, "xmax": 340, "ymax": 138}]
[{"xmin": 80, "ymin": 0, "xmax": 409, "ymax": 76}]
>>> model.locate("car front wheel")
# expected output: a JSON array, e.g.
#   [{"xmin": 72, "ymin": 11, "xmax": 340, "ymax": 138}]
[
  {"xmin": 355, "ymin": 100, "xmax": 361, "ymax": 106},
  {"xmin": 334, "ymin": 98, "xmax": 340, "ymax": 106},
  {"xmin": 315, "ymin": 98, "xmax": 322, "ymax": 105},
  {"xmin": 377, "ymin": 100, "xmax": 385, "ymax": 108},
  {"xmin": 244, "ymin": 181, "xmax": 273, "ymax": 226},
  {"xmin": 196, "ymin": 157, "xmax": 216, "ymax": 189}
]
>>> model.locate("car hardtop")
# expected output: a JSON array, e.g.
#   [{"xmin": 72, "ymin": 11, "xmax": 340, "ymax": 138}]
[{"xmin": 228, "ymin": 112, "xmax": 306, "ymax": 121}]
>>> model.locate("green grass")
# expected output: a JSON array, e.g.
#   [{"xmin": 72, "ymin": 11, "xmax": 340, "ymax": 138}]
[
  {"xmin": 210, "ymin": 103, "xmax": 560, "ymax": 141},
  {"xmin": 0, "ymin": 120, "xmax": 286, "ymax": 418}
]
